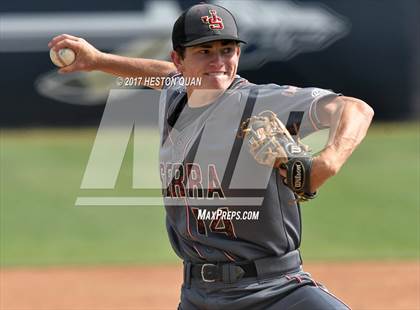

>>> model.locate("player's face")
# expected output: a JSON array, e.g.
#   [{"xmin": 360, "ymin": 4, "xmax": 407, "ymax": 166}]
[{"xmin": 173, "ymin": 40, "xmax": 240, "ymax": 94}]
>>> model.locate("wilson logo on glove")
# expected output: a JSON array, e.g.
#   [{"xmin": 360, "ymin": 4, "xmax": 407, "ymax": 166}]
[{"xmin": 292, "ymin": 160, "xmax": 304, "ymax": 190}]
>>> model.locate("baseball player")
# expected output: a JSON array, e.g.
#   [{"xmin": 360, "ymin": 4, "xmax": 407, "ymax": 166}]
[{"xmin": 49, "ymin": 3, "xmax": 374, "ymax": 309}]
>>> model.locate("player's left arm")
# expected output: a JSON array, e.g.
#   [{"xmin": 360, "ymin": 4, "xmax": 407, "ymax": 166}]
[{"xmin": 309, "ymin": 96, "xmax": 374, "ymax": 192}]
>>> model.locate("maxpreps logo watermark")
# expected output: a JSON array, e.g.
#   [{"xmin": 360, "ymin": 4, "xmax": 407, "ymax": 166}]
[
  {"xmin": 197, "ymin": 208, "xmax": 259, "ymax": 221},
  {"xmin": 75, "ymin": 87, "xmax": 330, "ymax": 207}
]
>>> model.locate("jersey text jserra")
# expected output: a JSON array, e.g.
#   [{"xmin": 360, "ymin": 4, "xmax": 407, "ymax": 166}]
[{"xmin": 160, "ymin": 163, "xmax": 225, "ymax": 199}]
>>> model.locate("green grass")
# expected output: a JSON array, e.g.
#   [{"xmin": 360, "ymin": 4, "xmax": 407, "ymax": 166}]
[
  {"xmin": 1, "ymin": 123, "xmax": 419, "ymax": 267},
  {"xmin": 0, "ymin": 128, "xmax": 177, "ymax": 267},
  {"xmin": 300, "ymin": 122, "xmax": 419, "ymax": 260}
]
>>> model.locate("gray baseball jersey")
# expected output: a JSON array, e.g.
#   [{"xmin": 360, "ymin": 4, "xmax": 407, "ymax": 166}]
[{"xmin": 158, "ymin": 73, "xmax": 339, "ymax": 264}]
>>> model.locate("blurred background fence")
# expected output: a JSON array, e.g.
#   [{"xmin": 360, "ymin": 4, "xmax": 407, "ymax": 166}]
[{"xmin": 1, "ymin": 0, "xmax": 419, "ymax": 127}]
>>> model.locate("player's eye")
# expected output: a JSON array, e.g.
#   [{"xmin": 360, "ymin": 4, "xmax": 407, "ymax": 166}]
[
  {"xmin": 223, "ymin": 47, "xmax": 234, "ymax": 54},
  {"xmin": 199, "ymin": 49, "xmax": 210, "ymax": 54}
]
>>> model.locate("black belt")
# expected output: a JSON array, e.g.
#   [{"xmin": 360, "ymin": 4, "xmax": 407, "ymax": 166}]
[{"xmin": 186, "ymin": 250, "xmax": 302, "ymax": 284}]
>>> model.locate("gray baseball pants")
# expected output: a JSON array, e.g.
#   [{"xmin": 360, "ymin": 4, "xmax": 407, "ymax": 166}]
[{"xmin": 178, "ymin": 269, "xmax": 350, "ymax": 310}]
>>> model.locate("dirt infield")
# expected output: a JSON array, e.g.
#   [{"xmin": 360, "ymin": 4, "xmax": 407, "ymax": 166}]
[{"xmin": 1, "ymin": 261, "xmax": 419, "ymax": 310}]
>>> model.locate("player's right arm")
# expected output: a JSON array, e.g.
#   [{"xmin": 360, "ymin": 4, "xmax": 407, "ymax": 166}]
[{"xmin": 48, "ymin": 34, "xmax": 176, "ymax": 89}]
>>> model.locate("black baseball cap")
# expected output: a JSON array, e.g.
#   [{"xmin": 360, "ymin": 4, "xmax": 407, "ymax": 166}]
[{"xmin": 172, "ymin": 3, "xmax": 246, "ymax": 49}]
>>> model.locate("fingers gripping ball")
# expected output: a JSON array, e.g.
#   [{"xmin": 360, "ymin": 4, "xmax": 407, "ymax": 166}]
[
  {"xmin": 239, "ymin": 111, "xmax": 316, "ymax": 202},
  {"xmin": 49, "ymin": 48, "xmax": 76, "ymax": 67}
]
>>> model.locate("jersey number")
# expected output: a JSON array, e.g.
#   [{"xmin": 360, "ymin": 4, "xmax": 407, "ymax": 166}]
[
  {"xmin": 191, "ymin": 207, "xmax": 236, "ymax": 239},
  {"xmin": 188, "ymin": 112, "xmax": 304, "ymax": 240}
]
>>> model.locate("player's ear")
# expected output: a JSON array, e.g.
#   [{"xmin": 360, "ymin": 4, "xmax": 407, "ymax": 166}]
[{"xmin": 171, "ymin": 50, "xmax": 184, "ymax": 73}]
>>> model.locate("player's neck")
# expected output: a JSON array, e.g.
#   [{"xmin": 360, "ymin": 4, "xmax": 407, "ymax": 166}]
[{"xmin": 186, "ymin": 88, "xmax": 224, "ymax": 108}]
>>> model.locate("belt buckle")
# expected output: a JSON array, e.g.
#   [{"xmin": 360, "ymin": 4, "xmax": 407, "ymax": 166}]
[{"xmin": 201, "ymin": 263, "xmax": 217, "ymax": 282}]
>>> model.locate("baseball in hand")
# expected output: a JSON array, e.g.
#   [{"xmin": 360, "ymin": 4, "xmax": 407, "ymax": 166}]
[{"xmin": 49, "ymin": 48, "xmax": 76, "ymax": 67}]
